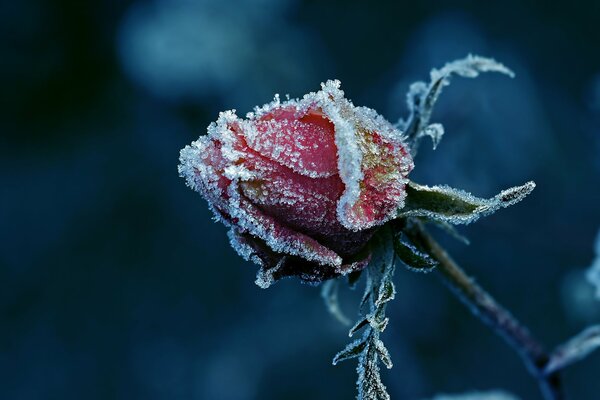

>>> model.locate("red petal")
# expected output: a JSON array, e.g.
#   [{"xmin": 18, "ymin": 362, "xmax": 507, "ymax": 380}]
[{"xmin": 243, "ymin": 107, "xmax": 338, "ymax": 178}]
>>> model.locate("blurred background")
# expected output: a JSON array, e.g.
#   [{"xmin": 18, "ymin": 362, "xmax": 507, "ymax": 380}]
[{"xmin": 2, "ymin": 0, "xmax": 600, "ymax": 399}]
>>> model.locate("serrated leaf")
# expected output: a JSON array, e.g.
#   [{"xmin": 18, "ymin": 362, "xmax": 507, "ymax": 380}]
[
  {"xmin": 398, "ymin": 181, "xmax": 535, "ymax": 225},
  {"xmin": 357, "ymin": 340, "xmax": 390, "ymax": 400},
  {"xmin": 332, "ymin": 338, "xmax": 367, "ymax": 365},
  {"xmin": 375, "ymin": 279, "xmax": 396, "ymax": 307},
  {"xmin": 349, "ymin": 318, "xmax": 370, "ymax": 337},
  {"xmin": 544, "ymin": 325, "xmax": 600, "ymax": 374},
  {"xmin": 369, "ymin": 316, "xmax": 389, "ymax": 332},
  {"xmin": 394, "ymin": 232, "xmax": 438, "ymax": 271},
  {"xmin": 321, "ymin": 278, "xmax": 351, "ymax": 326},
  {"xmin": 374, "ymin": 339, "xmax": 393, "ymax": 369}
]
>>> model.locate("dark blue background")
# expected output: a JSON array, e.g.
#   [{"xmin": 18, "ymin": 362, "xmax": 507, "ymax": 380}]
[{"xmin": 2, "ymin": 0, "xmax": 600, "ymax": 399}]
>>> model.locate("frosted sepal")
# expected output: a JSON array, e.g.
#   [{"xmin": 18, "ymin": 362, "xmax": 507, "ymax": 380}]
[
  {"xmin": 393, "ymin": 231, "xmax": 438, "ymax": 272},
  {"xmin": 403, "ymin": 54, "xmax": 514, "ymax": 155},
  {"xmin": 398, "ymin": 181, "xmax": 536, "ymax": 225}
]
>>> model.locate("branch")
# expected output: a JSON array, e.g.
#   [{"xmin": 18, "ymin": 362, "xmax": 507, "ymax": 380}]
[{"xmin": 406, "ymin": 221, "xmax": 564, "ymax": 400}]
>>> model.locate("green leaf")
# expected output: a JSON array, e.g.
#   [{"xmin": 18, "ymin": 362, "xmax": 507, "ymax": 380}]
[
  {"xmin": 374, "ymin": 339, "xmax": 393, "ymax": 369},
  {"xmin": 332, "ymin": 338, "xmax": 367, "ymax": 365},
  {"xmin": 398, "ymin": 181, "xmax": 535, "ymax": 225},
  {"xmin": 393, "ymin": 232, "xmax": 438, "ymax": 272},
  {"xmin": 375, "ymin": 280, "xmax": 396, "ymax": 307}
]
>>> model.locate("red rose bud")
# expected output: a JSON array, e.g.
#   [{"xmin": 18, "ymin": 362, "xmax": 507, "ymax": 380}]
[{"xmin": 179, "ymin": 80, "xmax": 413, "ymax": 287}]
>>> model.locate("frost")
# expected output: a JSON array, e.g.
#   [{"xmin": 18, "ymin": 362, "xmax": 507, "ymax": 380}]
[
  {"xmin": 393, "ymin": 231, "xmax": 439, "ymax": 272},
  {"xmin": 403, "ymin": 54, "xmax": 514, "ymax": 155},
  {"xmin": 585, "ymin": 229, "xmax": 600, "ymax": 300},
  {"xmin": 332, "ymin": 228, "xmax": 396, "ymax": 400},
  {"xmin": 423, "ymin": 390, "xmax": 520, "ymax": 400},
  {"xmin": 398, "ymin": 181, "xmax": 535, "ymax": 225}
]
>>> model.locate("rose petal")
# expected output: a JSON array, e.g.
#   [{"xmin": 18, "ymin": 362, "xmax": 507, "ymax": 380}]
[
  {"xmin": 242, "ymin": 107, "xmax": 338, "ymax": 178},
  {"xmin": 228, "ymin": 228, "xmax": 371, "ymax": 288},
  {"xmin": 227, "ymin": 187, "xmax": 343, "ymax": 267}
]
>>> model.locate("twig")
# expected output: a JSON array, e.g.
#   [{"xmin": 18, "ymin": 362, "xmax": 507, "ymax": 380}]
[{"xmin": 408, "ymin": 222, "xmax": 564, "ymax": 400}]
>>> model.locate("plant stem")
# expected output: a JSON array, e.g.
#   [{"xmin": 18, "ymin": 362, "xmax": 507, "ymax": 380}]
[{"xmin": 409, "ymin": 222, "xmax": 564, "ymax": 400}]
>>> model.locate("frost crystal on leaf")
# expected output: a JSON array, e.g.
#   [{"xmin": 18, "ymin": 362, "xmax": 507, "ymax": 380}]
[
  {"xmin": 402, "ymin": 54, "xmax": 514, "ymax": 155},
  {"xmin": 398, "ymin": 181, "xmax": 535, "ymax": 225},
  {"xmin": 332, "ymin": 228, "xmax": 396, "ymax": 400}
]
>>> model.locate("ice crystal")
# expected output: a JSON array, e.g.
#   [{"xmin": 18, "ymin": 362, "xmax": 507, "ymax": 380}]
[
  {"xmin": 332, "ymin": 228, "xmax": 396, "ymax": 400},
  {"xmin": 402, "ymin": 54, "xmax": 514, "ymax": 155},
  {"xmin": 398, "ymin": 181, "xmax": 535, "ymax": 225}
]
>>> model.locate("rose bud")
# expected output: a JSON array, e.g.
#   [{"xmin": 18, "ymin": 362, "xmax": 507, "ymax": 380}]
[{"xmin": 179, "ymin": 80, "xmax": 413, "ymax": 288}]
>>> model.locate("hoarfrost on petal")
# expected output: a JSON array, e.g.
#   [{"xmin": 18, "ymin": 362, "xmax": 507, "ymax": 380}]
[{"xmin": 227, "ymin": 187, "xmax": 343, "ymax": 267}]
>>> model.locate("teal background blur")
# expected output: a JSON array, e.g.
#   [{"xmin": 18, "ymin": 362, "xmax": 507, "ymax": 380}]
[{"xmin": 2, "ymin": 0, "xmax": 600, "ymax": 399}]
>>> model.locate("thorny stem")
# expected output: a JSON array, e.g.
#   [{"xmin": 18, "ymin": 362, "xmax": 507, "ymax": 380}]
[{"xmin": 409, "ymin": 222, "xmax": 564, "ymax": 400}]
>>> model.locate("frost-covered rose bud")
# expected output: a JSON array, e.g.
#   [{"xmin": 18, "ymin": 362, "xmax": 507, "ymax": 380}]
[{"xmin": 179, "ymin": 80, "xmax": 413, "ymax": 287}]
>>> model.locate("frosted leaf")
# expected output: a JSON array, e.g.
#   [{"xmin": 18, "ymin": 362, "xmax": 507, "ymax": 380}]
[
  {"xmin": 356, "ymin": 335, "xmax": 390, "ymax": 400},
  {"xmin": 254, "ymin": 257, "xmax": 286, "ymax": 289},
  {"xmin": 544, "ymin": 325, "xmax": 600, "ymax": 374},
  {"xmin": 398, "ymin": 181, "xmax": 536, "ymax": 225},
  {"xmin": 333, "ymin": 229, "xmax": 396, "ymax": 400},
  {"xmin": 393, "ymin": 232, "xmax": 439, "ymax": 272},
  {"xmin": 375, "ymin": 280, "xmax": 395, "ymax": 307},
  {"xmin": 423, "ymin": 390, "xmax": 521, "ymax": 400},
  {"xmin": 585, "ymin": 229, "xmax": 600, "ymax": 300},
  {"xmin": 332, "ymin": 338, "xmax": 366, "ymax": 365},
  {"xmin": 321, "ymin": 278, "xmax": 351, "ymax": 326},
  {"xmin": 374, "ymin": 339, "xmax": 393, "ymax": 369},
  {"xmin": 404, "ymin": 54, "xmax": 514, "ymax": 155},
  {"xmin": 419, "ymin": 123, "xmax": 445, "ymax": 150}
]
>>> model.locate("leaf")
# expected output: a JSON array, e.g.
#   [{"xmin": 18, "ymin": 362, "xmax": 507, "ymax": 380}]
[
  {"xmin": 332, "ymin": 338, "xmax": 367, "ymax": 365},
  {"xmin": 375, "ymin": 279, "xmax": 396, "ymax": 307},
  {"xmin": 374, "ymin": 339, "xmax": 393, "ymax": 369},
  {"xmin": 403, "ymin": 54, "xmax": 514, "ymax": 154},
  {"xmin": 321, "ymin": 278, "xmax": 351, "ymax": 326},
  {"xmin": 394, "ymin": 232, "xmax": 438, "ymax": 272},
  {"xmin": 398, "ymin": 181, "xmax": 536, "ymax": 225},
  {"xmin": 349, "ymin": 318, "xmax": 370, "ymax": 337},
  {"xmin": 357, "ymin": 340, "xmax": 391, "ymax": 400},
  {"xmin": 544, "ymin": 325, "xmax": 600, "ymax": 374}
]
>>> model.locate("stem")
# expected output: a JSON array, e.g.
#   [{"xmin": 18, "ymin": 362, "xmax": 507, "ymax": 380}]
[{"xmin": 409, "ymin": 222, "xmax": 564, "ymax": 400}]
